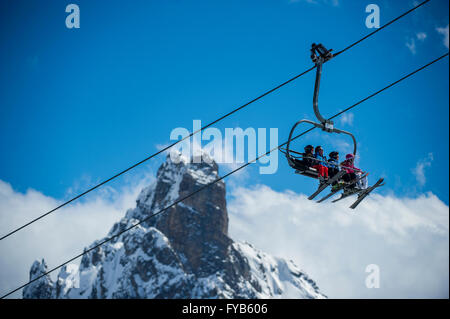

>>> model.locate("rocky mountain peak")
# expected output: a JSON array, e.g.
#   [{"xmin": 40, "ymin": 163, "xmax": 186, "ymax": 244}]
[
  {"xmin": 128, "ymin": 151, "xmax": 229, "ymax": 276},
  {"xmin": 23, "ymin": 152, "xmax": 325, "ymax": 299},
  {"xmin": 22, "ymin": 259, "xmax": 54, "ymax": 299}
]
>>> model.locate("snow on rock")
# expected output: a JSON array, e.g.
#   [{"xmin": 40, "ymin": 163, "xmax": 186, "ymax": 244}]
[
  {"xmin": 232, "ymin": 242, "xmax": 325, "ymax": 298},
  {"xmin": 23, "ymin": 259, "xmax": 55, "ymax": 299},
  {"xmin": 24, "ymin": 154, "xmax": 325, "ymax": 299}
]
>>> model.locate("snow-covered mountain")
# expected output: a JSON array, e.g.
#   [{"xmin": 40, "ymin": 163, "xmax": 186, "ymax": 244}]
[{"xmin": 23, "ymin": 152, "xmax": 325, "ymax": 299}]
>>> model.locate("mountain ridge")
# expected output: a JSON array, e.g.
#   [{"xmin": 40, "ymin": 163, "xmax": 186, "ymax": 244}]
[{"xmin": 23, "ymin": 151, "xmax": 325, "ymax": 299}]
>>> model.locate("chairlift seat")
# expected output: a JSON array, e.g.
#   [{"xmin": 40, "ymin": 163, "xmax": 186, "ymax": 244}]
[{"xmin": 288, "ymin": 156, "xmax": 320, "ymax": 179}]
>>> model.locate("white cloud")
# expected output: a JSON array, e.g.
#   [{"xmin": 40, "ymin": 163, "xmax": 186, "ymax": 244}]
[
  {"xmin": 413, "ymin": 153, "xmax": 434, "ymax": 186},
  {"xmin": 406, "ymin": 38, "xmax": 417, "ymax": 55},
  {"xmin": 163, "ymin": 134, "xmax": 257, "ymax": 179},
  {"xmin": 155, "ymin": 143, "xmax": 170, "ymax": 151},
  {"xmin": 436, "ymin": 25, "xmax": 449, "ymax": 49},
  {"xmin": 310, "ymin": 131, "xmax": 355, "ymax": 158},
  {"xmin": 0, "ymin": 174, "xmax": 154, "ymax": 298},
  {"xmin": 339, "ymin": 112, "xmax": 354, "ymax": 127},
  {"xmin": 1, "ymin": 167, "xmax": 448, "ymax": 299},
  {"xmin": 416, "ymin": 32, "xmax": 427, "ymax": 41},
  {"xmin": 228, "ymin": 185, "xmax": 449, "ymax": 298},
  {"xmin": 406, "ymin": 32, "xmax": 428, "ymax": 55}
]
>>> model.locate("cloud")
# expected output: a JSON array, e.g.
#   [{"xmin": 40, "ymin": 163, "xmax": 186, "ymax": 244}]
[
  {"xmin": 436, "ymin": 25, "xmax": 449, "ymax": 49},
  {"xmin": 413, "ymin": 153, "xmax": 434, "ymax": 187},
  {"xmin": 1, "ymin": 168, "xmax": 447, "ymax": 299},
  {"xmin": 406, "ymin": 38, "xmax": 417, "ymax": 55},
  {"xmin": 64, "ymin": 173, "xmax": 96, "ymax": 198},
  {"xmin": 228, "ymin": 185, "xmax": 449, "ymax": 298},
  {"xmin": 0, "ymin": 174, "xmax": 154, "ymax": 298},
  {"xmin": 339, "ymin": 112, "xmax": 354, "ymax": 127},
  {"xmin": 164, "ymin": 128, "xmax": 274, "ymax": 178},
  {"xmin": 406, "ymin": 32, "xmax": 428, "ymax": 55},
  {"xmin": 416, "ymin": 32, "xmax": 427, "ymax": 41},
  {"xmin": 310, "ymin": 131, "xmax": 355, "ymax": 157},
  {"xmin": 155, "ymin": 143, "xmax": 170, "ymax": 152}
]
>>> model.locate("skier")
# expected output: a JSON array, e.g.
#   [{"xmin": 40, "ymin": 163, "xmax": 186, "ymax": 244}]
[
  {"xmin": 302, "ymin": 145, "xmax": 316, "ymax": 168},
  {"xmin": 312, "ymin": 146, "xmax": 329, "ymax": 181},
  {"xmin": 341, "ymin": 154, "xmax": 368, "ymax": 189},
  {"xmin": 328, "ymin": 151, "xmax": 340, "ymax": 179}
]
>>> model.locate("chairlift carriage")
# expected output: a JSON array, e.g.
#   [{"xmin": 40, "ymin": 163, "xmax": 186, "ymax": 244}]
[{"xmin": 282, "ymin": 43, "xmax": 385, "ymax": 209}]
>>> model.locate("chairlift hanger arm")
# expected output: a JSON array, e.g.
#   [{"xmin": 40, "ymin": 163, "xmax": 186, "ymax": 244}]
[
  {"xmin": 286, "ymin": 119, "xmax": 322, "ymax": 159},
  {"xmin": 313, "ymin": 62, "xmax": 328, "ymax": 125},
  {"xmin": 285, "ymin": 43, "xmax": 358, "ymax": 165},
  {"xmin": 311, "ymin": 43, "xmax": 334, "ymax": 128}
]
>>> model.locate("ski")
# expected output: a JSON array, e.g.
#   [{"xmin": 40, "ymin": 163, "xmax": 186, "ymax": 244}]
[
  {"xmin": 349, "ymin": 178, "xmax": 385, "ymax": 209},
  {"xmin": 331, "ymin": 188, "xmax": 362, "ymax": 203},
  {"xmin": 317, "ymin": 187, "xmax": 340, "ymax": 203},
  {"xmin": 316, "ymin": 187, "xmax": 341, "ymax": 203},
  {"xmin": 331, "ymin": 172, "xmax": 372, "ymax": 203},
  {"xmin": 317, "ymin": 172, "xmax": 369, "ymax": 203},
  {"xmin": 308, "ymin": 170, "xmax": 346, "ymax": 200}
]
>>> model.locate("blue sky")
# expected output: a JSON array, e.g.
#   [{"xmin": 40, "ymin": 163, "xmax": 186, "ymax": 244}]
[
  {"xmin": 0, "ymin": 0, "xmax": 448, "ymax": 204},
  {"xmin": 0, "ymin": 0, "xmax": 449, "ymax": 299}
]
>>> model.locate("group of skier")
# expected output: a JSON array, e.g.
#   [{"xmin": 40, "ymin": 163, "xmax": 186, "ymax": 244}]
[
  {"xmin": 302, "ymin": 144, "xmax": 368, "ymax": 190},
  {"xmin": 282, "ymin": 43, "xmax": 385, "ymax": 208}
]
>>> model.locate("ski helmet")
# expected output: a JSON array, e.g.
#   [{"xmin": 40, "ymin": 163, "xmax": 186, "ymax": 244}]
[
  {"xmin": 304, "ymin": 145, "xmax": 314, "ymax": 152},
  {"xmin": 346, "ymin": 153, "xmax": 355, "ymax": 160},
  {"xmin": 329, "ymin": 151, "xmax": 339, "ymax": 159}
]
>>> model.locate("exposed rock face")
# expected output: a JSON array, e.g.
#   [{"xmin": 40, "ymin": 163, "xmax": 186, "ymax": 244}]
[
  {"xmin": 22, "ymin": 259, "xmax": 55, "ymax": 299},
  {"xmin": 24, "ymin": 152, "xmax": 325, "ymax": 299},
  {"xmin": 143, "ymin": 153, "xmax": 231, "ymax": 276}
]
